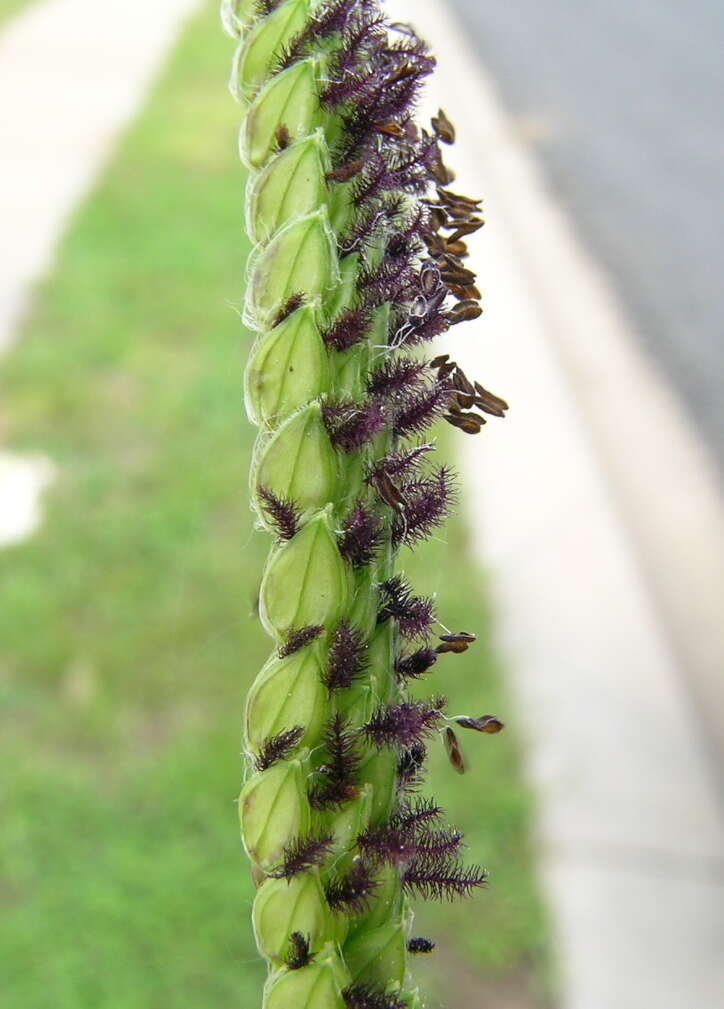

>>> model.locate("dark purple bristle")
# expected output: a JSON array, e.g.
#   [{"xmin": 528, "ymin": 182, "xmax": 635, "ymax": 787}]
[
  {"xmin": 367, "ymin": 444, "xmax": 434, "ymax": 483},
  {"xmin": 392, "ymin": 465, "xmax": 458, "ymax": 547},
  {"xmin": 387, "ymin": 205, "xmax": 429, "ymax": 256},
  {"xmin": 397, "ymin": 743, "xmax": 428, "ymax": 792},
  {"xmin": 378, "ymin": 576, "xmax": 436, "ymax": 640},
  {"xmin": 358, "ymin": 798, "xmax": 462, "ymax": 867},
  {"xmin": 278, "ymin": 624, "xmax": 324, "ymax": 658},
  {"xmin": 366, "ymin": 357, "xmax": 429, "ymax": 398},
  {"xmin": 323, "ymin": 307, "xmax": 372, "ymax": 351},
  {"xmin": 254, "ymin": 726, "xmax": 305, "ymax": 771},
  {"xmin": 257, "ymin": 486, "xmax": 301, "ymax": 541},
  {"xmin": 392, "ymin": 383, "xmax": 451, "ymax": 439},
  {"xmin": 284, "ymin": 931, "xmax": 314, "ymax": 970},
  {"xmin": 396, "ymin": 796, "xmax": 444, "ymax": 830},
  {"xmin": 395, "ymin": 308, "xmax": 451, "ymax": 348},
  {"xmin": 357, "ymin": 821, "xmax": 418, "ymax": 865},
  {"xmin": 329, "ymin": 14, "xmax": 387, "ymax": 103},
  {"xmin": 342, "ymin": 983, "xmax": 410, "ymax": 1009},
  {"xmin": 308, "ymin": 714, "xmax": 361, "ymax": 809},
  {"xmin": 415, "ymin": 825, "xmax": 464, "ymax": 858},
  {"xmin": 358, "ymin": 256, "xmax": 418, "ymax": 309},
  {"xmin": 407, "ymin": 937, "xmax": 436, "ymax": 954},
  {"xmin": 395, "ymin": 647, "xmax": 438, "ymax": 680},
  {"xmin": 337, "ymin": 69, "xmax": 433, "ymax": 162},
  {"xmin": 402, "ymin": 853, "xmax": 487, "ymax": 901},
  {"xmin": 325, "ymin": 858, "xmax": 379, "ymax": 914},
  {"xmin": 268, "ymin": 831, "xmax": 335, "ymax": 879},
  {"xmin": 256, "ymin": 0, "xmax": 282, "ymax": 16},
  {"xmin": 277, "ymin": 0, "xmax": 358, "ymax": 69},
  {"xmin": 339, "ymin": 502, "xmax": 384, "ymax": 567},
  {"xmin": 324, "ymin": 620, "xmax": 368, "ymax": 690},
  {"xmin": 323, "ymin": 399, "xmax": 386, "ymax": 452},
  {"xmin": 363, "ymin": 697, "xmax": 446, "ymax": 749},
  {"xmin": 351, "ymin": 154, "xmax": 403, "ymax": 208},
  {"xmin": 271, "ymin": 292, "xmax": 305, "ymax": 328},
  {"xmin": 339, "ymin": 200, "xmax": 397, "ymax": 257}
]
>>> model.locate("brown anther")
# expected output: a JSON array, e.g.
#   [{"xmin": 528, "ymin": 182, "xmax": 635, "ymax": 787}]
[
  {"xmin": 445, "ymin": 412, "xmax": 485, "ymax": 434},
  {"xmin": 275, "ymin": 124, "xmax": 291, "ymax": 151},
  {"xmin": 445, "ymin": 240, "xmax": 469, "ymax": 258},
  {"xmin": 388, "ymin": 63, "xmax": 419, "ymax": 85},
  {"xmin": 424, "ymin": 233, "xmax": 447, "ymax": 257},
  {"xmin": 430, "ymin": 207, "xmax": 447, "ymax": 231},
  {"xmin": 446, "ymin": 207, "xmax": 476, "ymax": 223},
  {"xmin": 420, "ymin": 263, "xmax": 442, "ymax": 297},
  {"xmin": 437, "ymin": 186, "xmax": 482, "ymax": 210},
  {"xmin": 376, "ymin": 122, "xmax": 407, "ymax": 138},
  {"xmin": 435, "ymin": 361, "xmax": 456, "ymax": 380},
  {"xmin": 443, "ymin": 727, "xmax": 466, "ymax": 774},
  {"xmin": 430, "ymin": 160, "xmax": 455, "ymax": 185},
  {"xmin": 447, "ymin": 302, "xmax": 483, "ymax": 325},
  {"xmin": 473, "ymin": 382, "xmax": 509, "ymax": 416},
  {"xmin": 436, "ymin": 639, "xmax": 470, "ymax": 655},
  {"xmin": 452, "ymin": 368, "xmax": 476, "ymax": 397},
  {"xmin": 439, "ymin": 251, "xmax": 464, "ymax": 269},
  {"xmin": 452, "ymin": 391, "xmax": 475, "ymax": 410},
  {"xmin": 454, "ymin": 715, "xmax": 505, "ymax": 735},
  {"xmin": 429, "ymin": 353, "xmax": 450, "ymax": 369},
  {"xmin": 431, "ymin": 108, "xmax": 456, "ymax": 145},
  {"xmin": 441, "ymin": 268, "xmax": 477, "ymax": 287},
  {"xmin": 373, "ymin": 472, "xmax": 407, "ymax": 513},
  {"xmin": 439, "ymin": 630, "xmax": 477, "ymax": 645},
  {"xmin": 326, "ymin": 161, "xmax": 365, "ymax": 184},
  {"xmin": 447, "ymin": 219, "xmax": 485, "ymax": 243}
]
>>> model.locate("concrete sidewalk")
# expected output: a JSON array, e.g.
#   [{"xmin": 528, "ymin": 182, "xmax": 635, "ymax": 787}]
[
  {"xmin": 0, "ymin": 0, "xmax": 201, "ymax": 542},
  {"xmin": 395, "ymin": 2, "xmax": 724, "ymax": 1007}
]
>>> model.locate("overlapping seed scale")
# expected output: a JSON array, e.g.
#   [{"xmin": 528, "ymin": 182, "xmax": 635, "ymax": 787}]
[{"xmin": 235, "ymin": 9, "xmax": 378, "ymax": 1005}]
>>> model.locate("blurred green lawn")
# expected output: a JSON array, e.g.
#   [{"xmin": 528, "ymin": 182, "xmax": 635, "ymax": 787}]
[
  {"xmin": 0, "ymin": 3, "xmax": 549, "ymax": 1007},
  {"xmin": 0, "ymin": 0, "xmax": 33, "ymax": 26}
]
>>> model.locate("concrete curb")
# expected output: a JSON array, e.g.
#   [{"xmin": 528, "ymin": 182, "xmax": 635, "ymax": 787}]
[{"xmin": 389, "ymin": 2, "xmax": 724, "ymax": 1007}]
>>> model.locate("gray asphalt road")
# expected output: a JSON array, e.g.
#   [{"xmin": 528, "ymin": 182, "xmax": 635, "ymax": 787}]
[{"xmin": 450, "ymin": 0, "xmax": 724, "ymax": 465}]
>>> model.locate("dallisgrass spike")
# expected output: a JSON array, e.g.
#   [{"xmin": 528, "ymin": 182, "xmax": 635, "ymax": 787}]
[{"xmin": 225, "ymin": 1, "xmax": 508, "ymax": 1004}]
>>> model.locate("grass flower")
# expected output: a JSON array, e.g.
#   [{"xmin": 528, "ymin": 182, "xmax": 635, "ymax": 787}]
[{"xmin": 223, "ymin": 1, "xmax": 509, "ymax": 1004}]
